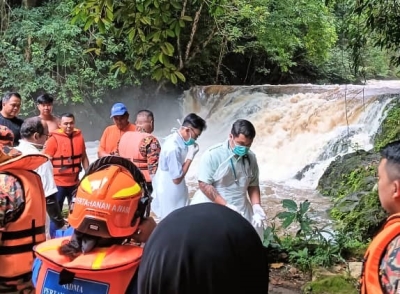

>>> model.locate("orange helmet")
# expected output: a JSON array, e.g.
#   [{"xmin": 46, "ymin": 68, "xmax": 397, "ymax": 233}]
[{"xmin": 68, "ymin": 156, "xmax": 150, "ymax": 238}]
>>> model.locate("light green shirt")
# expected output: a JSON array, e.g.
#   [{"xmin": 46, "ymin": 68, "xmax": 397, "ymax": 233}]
[{"xmin": 197, "ymin": 140, "xmax": 259, "ymax": 186}]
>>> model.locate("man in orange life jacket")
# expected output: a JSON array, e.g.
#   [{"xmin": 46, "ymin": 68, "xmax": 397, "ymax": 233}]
[
  {"xmin": 43, "ymin": 113, "xmax": 89, "ymax": 238},
  {"xmin": 32, "ymin": 156, "xmax": 152, "ymax": 294},
  {"xmin": 360, "ymin": 140, "xmax": 400, "ymax": 293},
  {"xmin": 0, "ymin": 145, "xmax": 49, "ymax": 293},
  {"xmin": 118, "ymin": 110, "xmax": 161, "ymax": 194}
]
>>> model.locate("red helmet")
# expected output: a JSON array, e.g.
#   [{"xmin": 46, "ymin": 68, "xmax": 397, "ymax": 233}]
[{"xmin": 68, "ymin": 157, "xmax": 150, "ymax": 238}]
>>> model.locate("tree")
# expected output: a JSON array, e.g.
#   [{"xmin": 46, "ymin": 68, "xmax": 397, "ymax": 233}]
[{"xmin": 354, "ymin": 0, "xmax": 400, "ymax": 66}]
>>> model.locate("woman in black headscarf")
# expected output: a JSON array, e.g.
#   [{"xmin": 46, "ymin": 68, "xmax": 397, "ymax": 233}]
[{"xmin": 138, "ymin": 202, "xmax": 269, "ymax": 294}]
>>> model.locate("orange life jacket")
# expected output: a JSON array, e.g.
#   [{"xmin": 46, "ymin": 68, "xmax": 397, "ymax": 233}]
[
  {"xmin": 118, "ymin": 131, "xmax": 151, "ymax": 182},
  {"xmin": 359, "ymin": 213, "xmax": 400, "ymax": 294},
  {"xmin": 0, "ymin": 153, "xmax": 48, "ymax": 283},
  {"xmin": 34, "ymin": 237, "xmax": 143, "ymax": 294},
  {"xmin": 50, "ymin": 129, "xmax": 84, "ymax": 178}
]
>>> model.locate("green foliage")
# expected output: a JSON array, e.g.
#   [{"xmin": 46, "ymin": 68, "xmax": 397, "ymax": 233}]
[
  {"xmin": 0, "ymin": 0, "xmax": 136, "ymax": 111},
  {"xmin": 329, "ymin": 163, "xmax": 386, "ymax": 240},
  {"xmin": 303, "ymin": 275, "xmax": 358, "ymax": 294},
  {"xmin": 374, "ymin": 99, "xmax": 400, "ymax": 151},
  {"xmin": 265, "ymin": 200, "xmax": 348, "ymax": 277},
  {"xmin": 354, "ymin": 0, "xmax": 400, "ymax": 66}
]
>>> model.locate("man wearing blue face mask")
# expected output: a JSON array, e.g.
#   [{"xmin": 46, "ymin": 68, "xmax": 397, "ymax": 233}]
[
  {"xmin": 191, "ymin": 119, "xmax": 266, "ymax": 239},
  {"xmin": 151, "ymin": 113, "xmax": 207, "ymax": 220}
]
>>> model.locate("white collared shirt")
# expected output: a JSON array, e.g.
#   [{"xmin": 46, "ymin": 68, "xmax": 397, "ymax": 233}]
[{"xmin": 16, "ymin": 140, "xmax": 58, "ymax": 197}]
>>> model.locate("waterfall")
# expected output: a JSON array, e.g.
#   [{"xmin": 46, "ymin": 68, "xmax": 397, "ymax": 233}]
[{"xmin": 182, "ymin": 83, "xmax": 399, "ymax": 189}]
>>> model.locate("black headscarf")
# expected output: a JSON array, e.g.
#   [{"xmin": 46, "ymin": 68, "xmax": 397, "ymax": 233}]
[{"xmin": 138, "ymin": 203, "xmax": 269, "ymax": 294}]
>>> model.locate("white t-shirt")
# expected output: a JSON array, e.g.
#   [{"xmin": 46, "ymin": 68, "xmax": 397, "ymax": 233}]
[{"xmin": 16, "ymin": 140, "xmax": 58, "ymax": 197}]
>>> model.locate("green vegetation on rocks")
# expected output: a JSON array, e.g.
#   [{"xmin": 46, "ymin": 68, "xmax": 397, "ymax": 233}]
[
  {"xmin": 303, "ymin": 275, "xmax": 357, "ymax": 294},
  {"xmin": 317, "ymin": 98, "xmax": 400, "ymax": 242},
  {"xmin": 374, "ymin": 98, "xmax": 400, "ymax": 151}
]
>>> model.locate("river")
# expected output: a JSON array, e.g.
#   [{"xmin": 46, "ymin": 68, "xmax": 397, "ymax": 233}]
[{"xmin": 83, "ymin": 80, "xmax": 400, "ymax": 227}]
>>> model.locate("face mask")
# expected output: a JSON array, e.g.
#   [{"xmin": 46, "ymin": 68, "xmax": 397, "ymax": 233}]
[
  {"xmin": 184, "ymin": 136, "xmax": 196, "ymax": 146},
  {"xmin": 232, "ymin": 141, "xmax": 249, "ymax": 157},
  {"xmin": 182, "ymin": 126, "xmax": 196, "ymax": 146}
]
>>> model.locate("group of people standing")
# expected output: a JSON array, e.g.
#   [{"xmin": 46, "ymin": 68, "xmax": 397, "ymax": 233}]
[
  {"xmin": 95, "ymin": 101, "xmax": 267, "ymax": 239},
  {"xmin": 1, "ymin": 90, "xmax": 399, "ymax": 294}
]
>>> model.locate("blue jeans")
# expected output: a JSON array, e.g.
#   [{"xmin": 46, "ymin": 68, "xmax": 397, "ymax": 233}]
[{"xmin": 50, "ymin": 185, "xmax": 76, "ymax": 238}]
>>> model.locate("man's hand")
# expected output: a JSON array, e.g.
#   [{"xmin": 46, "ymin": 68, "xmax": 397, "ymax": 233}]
[
  {"xmin": 132, "ymin": 217, "xmax": 157, "ymax": 243},
  {"xmin": 252, "ymin": 204, "xmax": 266, "ymax": 228},
  {"xmin": 186, "ymin": 143, "xmax": 199, "ymax": 161}
]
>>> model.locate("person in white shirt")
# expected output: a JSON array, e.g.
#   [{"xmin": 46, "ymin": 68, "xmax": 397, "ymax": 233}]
[
  {"xmin": 151, "ymin": 113, "xmax": 206, "ymax": 220},
  {"xmin": 16, "ymin": 117, "xmax": 66, "ymax": 239}
]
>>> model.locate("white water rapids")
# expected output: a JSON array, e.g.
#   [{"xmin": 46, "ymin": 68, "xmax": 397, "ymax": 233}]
[{"xmin": 83, "ymin": 80, "xmax": 400, "ymax": 225}]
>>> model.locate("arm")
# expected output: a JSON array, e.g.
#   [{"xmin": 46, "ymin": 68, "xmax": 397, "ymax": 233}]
[
  {"xmin": 43, "ymin": 136, "xmax": 57, "ymax": 158},
  {"xmin": 248, "ymin": 186, "xmax": 261, "ymax": 205},
  {"xmin": 199, "ymin": 181, "xmax": 226, "ymax": 205},
  {"xmin": 97, "ymin": 128, "xmax": 110, "ymax": 158},
  {"xmin": 248, "ymin": 157, "xmax": 261, "ymax": 205},
  {"xmin": 172, "ymin": 160, "xmax": 192, "ymax": 185},
  {"xmin": 82, "ymin": 149, "xmax": 89, "ymax": 170},
  {"xmin": 380, "ymin": 236, "xmax": 400, "ymax": 293},
  {"xmin": 197, "ymin": 150, "xmax": 226, "ymax": 204},
  {"xmin": 140, "ymin": 136, "xmax": 161, "ymax": 177}
]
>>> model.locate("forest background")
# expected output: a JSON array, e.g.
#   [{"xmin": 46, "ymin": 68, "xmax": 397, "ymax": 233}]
[{"xmin": 1, "ymin": 0, "xmax": 399, "ymax": 110}]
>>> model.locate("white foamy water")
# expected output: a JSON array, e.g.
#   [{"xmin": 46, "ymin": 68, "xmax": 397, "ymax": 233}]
[{"xmin": 82, "ymin": 81, "xmax": 400, "ymax": 223}]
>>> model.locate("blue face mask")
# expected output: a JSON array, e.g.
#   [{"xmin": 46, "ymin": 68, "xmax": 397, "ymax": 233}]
[{"xmin": 232, "ymin": 141, "xmax": 249, "ymax": 156}]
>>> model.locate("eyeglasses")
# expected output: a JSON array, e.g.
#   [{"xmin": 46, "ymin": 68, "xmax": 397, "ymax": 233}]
[{"xmin": 189, "ymin": 127, "xmax": 201, "ymax": 140}]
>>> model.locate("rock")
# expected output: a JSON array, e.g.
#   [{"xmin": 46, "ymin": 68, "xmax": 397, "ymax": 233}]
[{"xmin": 348, "ymin": 262, "xmax": 363, "ymax": 279}]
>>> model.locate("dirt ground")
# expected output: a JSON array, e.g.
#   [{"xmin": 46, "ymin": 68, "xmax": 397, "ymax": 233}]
[{"xmin": 268, "ymin": 265, "xmax": 306, "ymax": 294}]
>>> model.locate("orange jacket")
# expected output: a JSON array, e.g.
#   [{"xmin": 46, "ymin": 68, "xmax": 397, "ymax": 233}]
[
  {"xmin": 34, "ymin": 237, "xmax": 142, "ymax": 294},
  {"xmin": 44, "ymin": 129, "xmax": 86, "ymax": 186},
  {"xmin": 99, "ymin": 124, "xmax": 136, "ymax": 156},
  {"xmin": 118, "ymin": 131, "xmax": 152, "ymax": 182},
  {"xmin": 359, "ymin": 213, "xmax": 400, "ymax": 294},
  {"xmin": 0, "ymin": 154, "xmax": 47, "ymax": 281}
]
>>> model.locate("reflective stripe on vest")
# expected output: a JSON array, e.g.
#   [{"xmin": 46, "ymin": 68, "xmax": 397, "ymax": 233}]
[
  {"xmin": 0, "ymin": 169, "xmax": 46, "ymax": 281},
  {"xmin": 34, "ymin": 237, "xmax": 142, "ymax": 294},
  {"xmin": 360, "ymin": 213, "xmax": 400, "ymax": 294},
  {"xmin": 51, "ymin": 131, "xmax": 84, "ymax": 176}
]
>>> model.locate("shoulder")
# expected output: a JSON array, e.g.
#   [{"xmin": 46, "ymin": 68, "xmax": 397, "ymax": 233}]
[
  {"xmin": 101, "ymin": 125, "xmax": 116, "ymax": 135},
  {"xmin": 128, "ymin": 123, "xmax": 136, "ymax": 131},
  {"xmin": 204, "ymin": 142, "xmax": 227, "ymax": 157}
]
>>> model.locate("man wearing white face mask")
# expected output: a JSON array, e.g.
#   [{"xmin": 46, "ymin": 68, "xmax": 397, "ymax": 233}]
[
  {"xmin": 151, "ymin": 113, "xmax": 207, "ymax": 220},
  {"xmin": 191, "ymin": 119, "xmax": 266, "ymax": 240},
  {"xmin": 16, "ymin": 117, "xmax": 67, "ymax": 239}
]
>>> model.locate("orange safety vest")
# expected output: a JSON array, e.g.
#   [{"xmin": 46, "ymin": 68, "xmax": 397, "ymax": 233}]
[
  {"xmin": 0, "ymin": 154, "xmax": 47, "ymax": 282},
  {"xmin": 50, "ymin": 129, "xmax": 84, "ymax": 178},
  {"xmin": 359, "ymin": 213, "xmax": 400, "ymax": 293},
  {"xmin": 34, "ymin": 237, "xmax": 143, "ymax": 294},
  {"xmin": 118, "ymin": 131, "xmax": 152, "ymax": 182}
]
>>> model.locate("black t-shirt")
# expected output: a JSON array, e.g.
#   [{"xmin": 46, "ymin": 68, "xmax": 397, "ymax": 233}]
[{"xmin": 0, "ymin": 113, "xmax": 24, "ymax": 146}]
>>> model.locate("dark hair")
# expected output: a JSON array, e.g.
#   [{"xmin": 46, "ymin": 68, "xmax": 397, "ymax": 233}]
[
  {"xmin": 136, "ymin": 110, "xmax": 154, "ymax": 121},
  {"xmin": 182, "ymin": 113, "xmax": 207, "ymax": 132},
  {"xmin": 36, "ymin": 93, "xmax": 54, "ymax": 104},
  {"xmin": 20, "ymin": 117, "xmax": 45, "ymax": 139},
  {"xmin": 1, "ymin": 92, "xmax": 21, "ymax": 111},
  {"xmin": 60, "ymin": 112, "xmax": 75, "ymax": 120},
  {"xmin": 231, "ymin": 119, "xmax": 256, "ymax": 139},
  {"xmin": 2, "ymin": 92, "xmax": 21, "ymax": 104}
]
